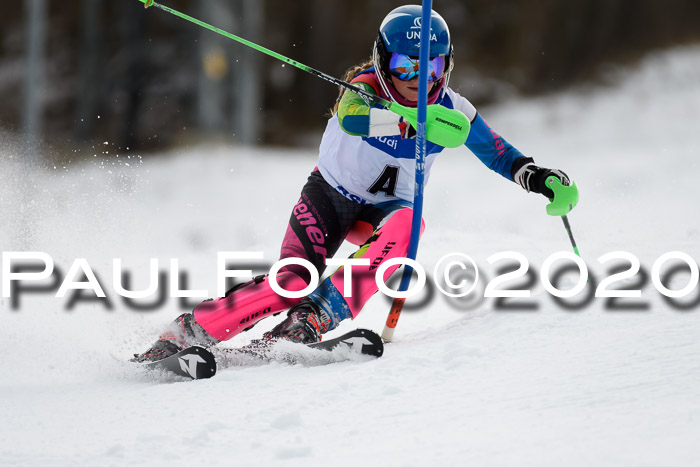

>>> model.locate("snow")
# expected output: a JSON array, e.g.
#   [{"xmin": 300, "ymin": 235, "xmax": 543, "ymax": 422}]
[{"xmin": 2, "ymin": 44, "xmax": 700, "ymax": 466}]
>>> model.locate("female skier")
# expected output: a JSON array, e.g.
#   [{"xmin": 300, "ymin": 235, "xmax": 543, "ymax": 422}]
[{"xmin": 135, "ymin": 5, "xmax": 572, "ymax": 362}]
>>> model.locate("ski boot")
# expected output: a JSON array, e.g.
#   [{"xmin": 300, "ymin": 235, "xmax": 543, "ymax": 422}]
[
  {"xmin": 132, "ymin": 312, "xmax": 219, "ymax": 363},
  {"xmin": 262, "ymin": 299, "xmax": 330, "ymax": 344}
]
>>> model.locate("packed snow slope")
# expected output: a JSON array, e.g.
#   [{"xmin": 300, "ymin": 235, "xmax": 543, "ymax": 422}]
[{"xmin": 1, "ymin": 45, "xmax": 699, "ymax": 466}]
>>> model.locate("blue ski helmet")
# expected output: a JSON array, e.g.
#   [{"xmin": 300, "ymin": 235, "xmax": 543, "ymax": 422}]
[
  {"xmin": 373, "ymin": 5, "xmax": 453, "ymax": 101},
  {"xmin": 379, "ymin": 5, "xmax": 451, "ymax": 57}
]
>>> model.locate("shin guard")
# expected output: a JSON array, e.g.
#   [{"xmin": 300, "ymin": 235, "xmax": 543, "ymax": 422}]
[{"xmin": 192, "ymin": 272, "xmax": 307, "ymax": 341}]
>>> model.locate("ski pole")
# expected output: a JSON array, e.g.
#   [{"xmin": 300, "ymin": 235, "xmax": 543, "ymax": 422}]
[
  {"xmin": 381, "ymin": 0, "xmax": 434, "ymax": 343},
  {"xmin": 545, "ymin": 176, "xmax": 581, "ymax": 256},
  {"xmin": 137, "ymin": 0, "xmax": 469, "ymax": 148},
  {"xmin": 561, "ymin": 215, "xmax": 581, "ymax": 256}
]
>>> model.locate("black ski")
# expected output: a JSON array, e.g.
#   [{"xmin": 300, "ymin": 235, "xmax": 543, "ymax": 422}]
[
  {"xmin": 142, "ymin": 345, "xmax": 217, "ymax": 380},
  {"xmin": 215, "ymin": 328, "xmax": 384, "ymax": 368},
  {"xmin": 308, "ymin": 328, "xmax": 384, "ymax": 357},
  {"xmin": 140, "ymin": 328, "xmax": 382, "ymax": 379}
]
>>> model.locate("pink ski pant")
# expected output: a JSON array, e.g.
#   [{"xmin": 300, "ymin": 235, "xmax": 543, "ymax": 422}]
[{"xmin": 194, "ymin": 172, "xmax": 422, "ymax": 341}]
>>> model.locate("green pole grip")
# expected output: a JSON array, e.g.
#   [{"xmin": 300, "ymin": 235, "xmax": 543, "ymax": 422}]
[
  {"xmin": 545, "ymin": 177, "xmax": 579, "ymax": 216},
  {"xmin": 391, "ymin": 103, "xmax": 471, "ymax": 148}
]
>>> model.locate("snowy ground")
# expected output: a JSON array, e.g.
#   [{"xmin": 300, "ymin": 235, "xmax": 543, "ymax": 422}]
[{"xmin": 1, "ymin": 44, "xmax": 700, "ymax": 466}]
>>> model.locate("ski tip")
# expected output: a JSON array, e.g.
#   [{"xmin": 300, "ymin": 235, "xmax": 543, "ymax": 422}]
[
  {"xmin": 356, "ymin": 329, "xmax": 384, "ymax": 357},
  {"xmin": 188, "ymin": 346, "xmax": 218, "ymax": 379},
  {"xmin": 307, "ymin": 328, "xmax": 384, "ymax": 358},
  {"xmin": 141, "ymin": 345, "xmax": 217, "ymax": 380}
]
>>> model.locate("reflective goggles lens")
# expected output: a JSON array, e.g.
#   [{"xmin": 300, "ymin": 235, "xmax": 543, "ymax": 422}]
[{"xmin": 388, "ymin": 53, "xmax": 446, "ymax": 83}]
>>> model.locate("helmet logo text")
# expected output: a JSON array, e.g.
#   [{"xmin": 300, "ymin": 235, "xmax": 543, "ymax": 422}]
[
  {"xmin": 406, "ymin": 31, "xmax": 438, "ymax": 42},
  {"xmin": 408, "ymin": 17, "xmax": 437, "ymax": 42}
]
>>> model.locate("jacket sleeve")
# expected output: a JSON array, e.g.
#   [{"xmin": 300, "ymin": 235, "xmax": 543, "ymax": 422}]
[
  {"xmin": 465, "ymin": 113, "xmax": 530, "ymax": 181},
  {"xmin": 337, "ymin": 81, "xmax": 405, "ymax": 138},
  {"xmin": 336, "ymin": 83, "xmax": 375, "ymax": 136}
]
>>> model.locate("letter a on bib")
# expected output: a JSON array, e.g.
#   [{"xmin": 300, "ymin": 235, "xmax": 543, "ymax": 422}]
[{"xmin": 368, "ymin": 165, "xmax": 399, "ymax": 197}]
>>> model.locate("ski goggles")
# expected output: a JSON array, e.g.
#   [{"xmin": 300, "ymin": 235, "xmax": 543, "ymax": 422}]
[{"xmin": 388, "ymin": 53, "xmax": 446, "ymax": 83}]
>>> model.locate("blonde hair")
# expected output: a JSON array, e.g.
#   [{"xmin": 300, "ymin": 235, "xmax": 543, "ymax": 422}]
[{"xmin": 330, "ymin": 58, "xmax": 374, "ymax": 115}]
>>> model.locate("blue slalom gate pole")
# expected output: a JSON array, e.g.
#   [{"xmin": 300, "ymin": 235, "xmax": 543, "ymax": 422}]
[{"xmin": 382, "ymin": 0, "xmax": 432, "ymax": 342}]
